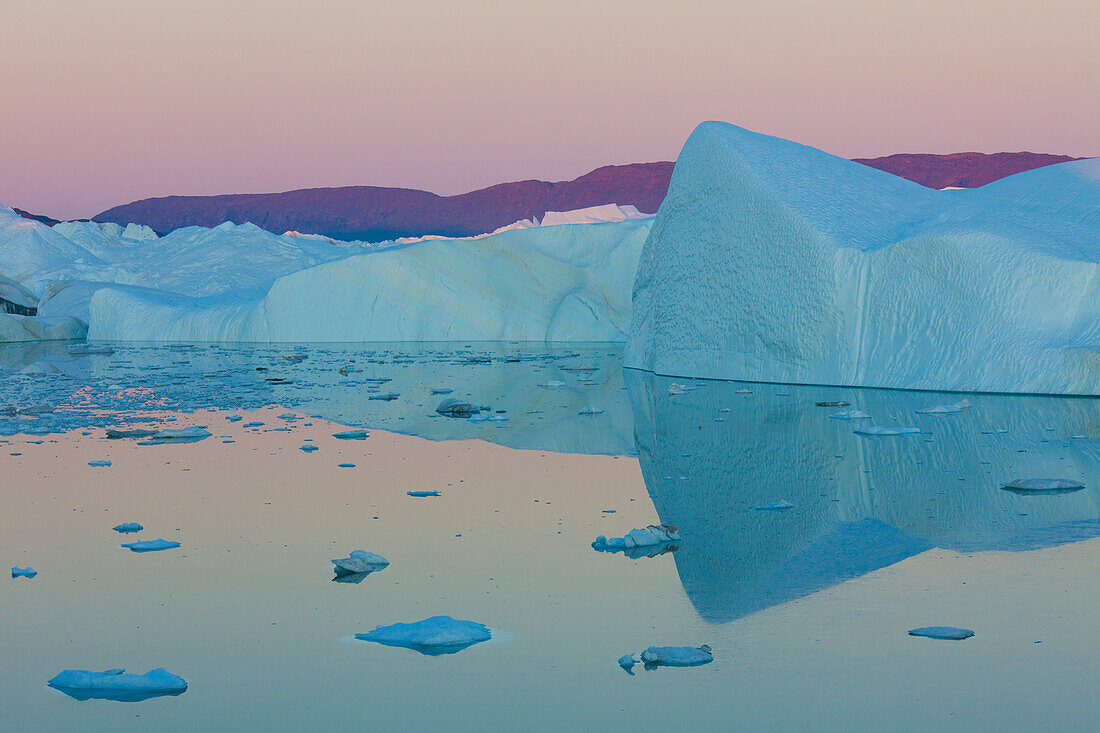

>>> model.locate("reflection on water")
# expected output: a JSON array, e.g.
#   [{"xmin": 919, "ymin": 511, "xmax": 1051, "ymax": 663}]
[
  {"xmin": 4, "ymin": 342, "xmax": 1100, "ymax": 730},
  {"xmin": 626, "ymin": 370, "xmax": 1100, "ymax": 622}
]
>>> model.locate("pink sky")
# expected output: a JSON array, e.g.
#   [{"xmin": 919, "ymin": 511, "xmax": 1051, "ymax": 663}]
[{"xmin": 2, "ymin": 0, "xmax": 1097, "ymax": 219}]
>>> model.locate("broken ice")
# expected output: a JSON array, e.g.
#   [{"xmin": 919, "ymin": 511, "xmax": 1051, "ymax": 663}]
[{"xmin": 355, "ymin": 615, "xmax": 492, "ymax": 655}]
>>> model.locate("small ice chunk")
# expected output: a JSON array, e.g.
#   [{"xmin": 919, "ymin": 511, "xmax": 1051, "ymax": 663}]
[
  {"xmin": 578, "ymin": 406, "xmax": 604, "ymax": 416},
  {"xmin": 338, "ymin": 463, "xmax": 356, "ymax": 468},
  {"xmin": 829, "ymin": 410, "xmax": 871, "ymax": 420},
  {"xmin": 854, "ymin": 426, "xmax": 921, "ymax": 436},
  {"xmin": 121, "ymin": 539, "xmax": 181, "ymax": 553},
  {"xmin": 355, "ymin": 615, "xmax": 492, "ymax": 655},
  {"xmin": 755, "ymin": 500, "xmax": 794, "ymax": 511},
  {"xmin": 407, "ymin": 490, "xmax": 441, "ymax": 497},
  {"xmin": 430, "ymin": 388, "xmax": 453, "ymax": 395},
  {"xmin": 538, "ymin": 380, "xmax": 566, "ymax": 389},
  {"xmin": 816, "ymin": 401, "xmax": 850, "ymax": 407},
  {"xmin": 332, "ymin": 550, "xmax": 390, "ymax": 577},
  {"xmin": 47, "ymin": 668, "xmax": 187, "ymax": 702},
  {"xmin": 226, "ymin": 415, "xmax": 243, "ymax": 422},
  {"xmin": 333, "ymin": 430, "xmax": 369, "ymax": 440},
  {"xmin": 908, "ymin": 627, "xmax": 974, "ymax": 640},
  {"xmin": 112, "ymin": 522, "xmax": 143, "ymax": 533},
  {"xmin": 640, "ymin": 645, "xmax": 713, "ymax": 667},
  {"xmin": 11, "ymin": 566, "xmax": 37, "ymax": 578},
  {"xmin": 436, "ymin": 398, "xmax": 480, "ymax": 418},
  {"xmin": 916, "ymin": 399, "xmax": 972, "ymax": 415},
  {"xmin": 618, "ymin": 654, "xmax": 638, "ymax": 674},
  {"xmin": 137, "ymin": 427, "xmax": 211, "ymax": 445},
  {"xmin": 300, "ymin": 444, "xmax": 318, "ymax": 452},
  {"xmin": 243, "ymin": 421, "xmax": 264, "ymax": 428},
  {"xmin": 593, "ymin": 524, "xmax": 680, "ymax": 551},
  {"xmin": 667, "ymin": 383, "xmax": 689, "ymax": 396},
  {"xmin": 368, "ymin": 393, "xmax": 400, "ymax": 401},
  {"xmin": 88, "ymin": 460, "xmax": 112, "ymax": 467},
  {"xmin": 1000, "ymin": 478, "xmax": 1085, "ymax": 495}
]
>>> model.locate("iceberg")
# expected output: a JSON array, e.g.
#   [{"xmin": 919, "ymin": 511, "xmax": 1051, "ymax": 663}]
[
  {"xmin": 332, "ymin": 550, "xmax": 390, "ymax": 580},
  {"xmin": 333, "ymin": 429, "xmax": 369, "ymax": 440},
  {"xmin": 47, "ymin": 668, "xmax": 188, "ymax": 702},
  {"xmin": 639, "ymin": 645, "xmax": 713, "ymax": 667},
  {"xmin": 11, "ymin": 566, "xmax": 37, "ymax": 578},
  {"xmin": 83, "ymin": 217, "xmax": 650, "ymax": 342},
  {"xmin": 121, "ymin": 539, "xmax": 181, "ymax": 553},
  {"xmin": 626, "ymin": 121, "xmax": 1100, "ymax": 395},
  {"xmin": 355, "ymin": 615, "xmax": 492, "ymax": 655},
  {"xmin": 908, "ymin": 627, "xmax": 975, "ymax": 641},
  {"xmin": 137, "ymin": 426, "xmax": 211, "ymax": 444},
  {"xmin": 112, "ymin": 522, "xmax": 144, "ymax": 533},
  {"xmin": 592, "ymin": 524, "xmax": 680, "ymax": 552}
]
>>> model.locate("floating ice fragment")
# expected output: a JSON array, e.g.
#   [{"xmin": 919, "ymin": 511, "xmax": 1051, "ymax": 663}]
[
  {"xmin": 816, "ymin": 401, "xmax": 850, "ymax": 407},
  {"xmin": 300, "ymin": 444, "xmax": 318, "ymax": 452},
  {"xmin": 436, "ymin": 398, "xmax": 480, "ymax": 418},
  {"xmin": 332, "ymin": 550, "xmax": 389, "ymax": 578},
  {"xmin": 338, "ymin": 463, "xmax": 356, "ymax": 468},
  {"xmin": 112, "ymin": 522, "xmax": 143, "ymax": 533},
  {"xmin": 854, "ymin": 426, "xmax": 921, "ymax": 437},
  {"xmin": 333, "ymin": 430, "xmax": 369, "ymax": 440},
  {"xmin": 407, "ymin": 490, "xmax": 441, "ymax": 497},
  {"xmin": 11, "ymin": 566, "xmax": 37, "ymax": 578},
  {"xmin": 908, "ymin": 627, "xmax": 974, "ymax": 640},
  {"xmin": 368, "ymin": 393, "xmax": 400, "ymax": 401},
  {"xmin": 538, "ymin": 380, "xmax": 566, "ymax": 389},
  {"xmin": 88, "ymin": 460, "xmax": 112, "ymax": 467},
  {"xmin": 667, "ymin": 383, "xmax": 689, "ymax": 395},
  {"xmin": 121, "ymin": 539, "xmax": 180, "ymax": 553},
  {"xmin": 755, "ymin": 500, "xmax": 794, "ymax": 511},
  {"xmin": 47, "ymin": 668, "xmax": 188, "ymax": 702},
  {"xmin": 1000, "ymin": 478, "xmax": 1085, "ymax": 495},
  {"xmin": 916, "ymin": 399, "xmax": 972, "ymax": 415},
  {"xmin": 105, "ymin": 428, "xmax": 156, "ymax": 439},
  {"xmin": 430, "ymin": 388, "xmax": 453, "ymax": 395},
  {"xmin": 578, "ymin": 406, "xmax": 604, "ymax": 416},
  {"xmin": 226, "ymin": 415, "xmax": 243, "ymax": 422},
  {"xmin": 829, "ymin": 410, "xmax": 871, "ymax": 420},
  {"xmin": 640, "ymin": 645, "xmax": 713, "ymax": 667},
  {"xmin": 242, "ymin": 421, "xmax": 263, "ymax": 428},
  {"xmin": 618, "ymin": 654, "xmax": 638, "ymax": 674},
  {"xmin": 593, "ymin": 524, "xmax": 680, "ymax": 552},
  {"xmin": 355, "ymin": 616, "xmax": 492, "ymax": 655},
  {"xmin": 137, "ymin": 427, "xmax": 211, "ymax": 445}
]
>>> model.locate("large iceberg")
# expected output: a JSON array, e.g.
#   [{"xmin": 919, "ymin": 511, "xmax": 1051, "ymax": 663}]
[
  {"xmin": 85, "ymin": 218, "xmax": 650, "ymax": 342},
  {"xmin": 626, "ymin": 122, "xmax": 1100, "ymax": 395}
]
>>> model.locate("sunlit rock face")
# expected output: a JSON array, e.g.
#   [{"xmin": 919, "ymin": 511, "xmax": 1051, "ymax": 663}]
[
  {"xmin": 625, "ymin": 370, "xmax": 1100, "ymax": 623},
  {"xmin": 626, "ymin": 121, "xmax": 1100, "ymax": 395}
]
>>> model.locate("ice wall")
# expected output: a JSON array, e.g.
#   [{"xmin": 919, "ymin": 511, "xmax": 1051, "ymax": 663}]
[{"xmin": 626, "ymin": 122, "xmax": 1100, "ymax": 395}]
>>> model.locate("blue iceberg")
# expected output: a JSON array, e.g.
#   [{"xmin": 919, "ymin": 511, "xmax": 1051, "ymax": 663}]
[
  {"xmin": 355, "ymin": 615, "xmax": 492, "ymax": 655},
  {"xmin": 47, "ymin": 667, "xmax": 188, "ymax": 702}
]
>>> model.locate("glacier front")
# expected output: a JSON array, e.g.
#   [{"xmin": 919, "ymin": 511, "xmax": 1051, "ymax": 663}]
[{"xmin": 626, "ymin": 122, "xmax": 1100, "ymax": 395}]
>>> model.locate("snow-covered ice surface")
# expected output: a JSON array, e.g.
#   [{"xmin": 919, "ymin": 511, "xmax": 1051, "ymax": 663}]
[
  {"xmin": 626, "ymin": 122, "xmax": 1100, "ymax": 395},
  {"xmin": 46, "ymin": 668, "xmax": 187, "ymax": 702}
]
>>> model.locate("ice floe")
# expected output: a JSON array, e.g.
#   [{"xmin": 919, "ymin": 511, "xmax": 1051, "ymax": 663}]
[
  {"xmin": 11, "ymin": 566, "xmax": 37, "ymax": 578},
  {"xmin": 121, "ymin": 539, "xmax": 181, "ymax": 553},
  {"xmin": 1000, "ymin": 478, "xmax": 1085, "ymax": 495},
  {"xmin": 355, "ymin": 615, "xmax": 492, "ymax": 655},
  {"xmin": 908, "ymin": 627, "xmax": 974, "ymax": 640},
  {"xmin": 47, "ymin": 667, "xmax": 188, "ymax": 702}
]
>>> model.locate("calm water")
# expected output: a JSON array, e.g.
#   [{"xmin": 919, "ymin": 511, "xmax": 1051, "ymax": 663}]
[{"xmin": 2, "ymin": 342, "xmax": 1099, "ymax": 731}]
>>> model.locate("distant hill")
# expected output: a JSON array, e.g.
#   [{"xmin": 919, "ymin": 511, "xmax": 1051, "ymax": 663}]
[
  {"xmin": 92, "ymin": 152, "xmax": 1084, "ymax": 241},
  {"xmin": 13, "ymin": 208, "xmax": 61, "ymax": 226},
  {"xmin": 94, "ymin": 163, "xmax": 674, "ymax": 242},
  {"xmin": 853, "ymin": 152, "xmax": 1082, "ymax": 189}
]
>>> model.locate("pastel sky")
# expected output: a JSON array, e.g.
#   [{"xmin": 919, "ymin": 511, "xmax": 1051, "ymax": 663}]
[{"xmin": 2, "ymin": 0, "xmax": 1097, "ymax": 219}]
